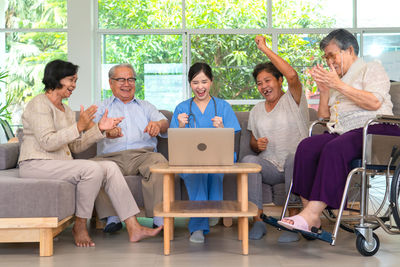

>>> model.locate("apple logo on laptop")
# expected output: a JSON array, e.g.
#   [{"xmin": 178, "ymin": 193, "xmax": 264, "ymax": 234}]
[{"xmin": 197, "ymin": 143, "xmax": 207, "ymax": 151}]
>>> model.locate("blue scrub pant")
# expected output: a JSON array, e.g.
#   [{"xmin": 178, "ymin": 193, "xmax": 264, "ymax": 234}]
[{"xmin": 180, "ymin": 173, "xmax": 224, "ymax": 234}]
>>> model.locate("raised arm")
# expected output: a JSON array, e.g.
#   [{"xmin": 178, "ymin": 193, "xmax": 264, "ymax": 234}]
[{"xmin": 255, "ymin": 35, "xmax": 302, "ymax": 104}]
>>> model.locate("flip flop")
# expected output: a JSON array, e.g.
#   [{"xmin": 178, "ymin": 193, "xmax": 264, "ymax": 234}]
[{"xmin": 278, "ymin": 215, "xmax": 311, "ymax": 233}]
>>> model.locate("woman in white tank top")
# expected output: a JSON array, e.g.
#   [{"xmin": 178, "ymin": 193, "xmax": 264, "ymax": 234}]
[{"xmin": 241, "ymin": 35, "xmax": 309, "ymax": 242}]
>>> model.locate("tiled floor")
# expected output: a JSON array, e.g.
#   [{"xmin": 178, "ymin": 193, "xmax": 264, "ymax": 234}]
[{"xmin": 1, "ymin": 216, "xmax": 400, "ymax": 267}]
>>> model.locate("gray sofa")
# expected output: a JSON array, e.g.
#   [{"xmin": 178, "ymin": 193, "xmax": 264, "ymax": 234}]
[{"xmin": 0, "ymin": 108, "xmax": 317, "ymax": 256}]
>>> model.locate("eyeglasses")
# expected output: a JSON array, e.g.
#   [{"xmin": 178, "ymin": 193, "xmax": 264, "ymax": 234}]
[
  {"xmin": 111, "ymin": 77, "xmax": 136, "ymax": 84},
  {"xmin": 322, "ymin": 51, "xmax": 341, "ymax": 62}
]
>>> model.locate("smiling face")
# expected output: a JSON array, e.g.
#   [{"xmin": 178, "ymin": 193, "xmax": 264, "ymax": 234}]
[
  {"xmin": 323, "ymin": 41, "xmax": 356, "ymax": 77},
  {"xmin": 57, "ymin": 74, "xmax": 78, "ymax": 99},
  {"xmin": 109, "ymin": 66, "xmax": 136, "ymax": 103},
  {"xmin": 256, "ymin": 70, "xmax": 283, "ymax": 104},
  {"xmin": 190, "ymin": 71, "xmax": 212, "ymax": 102}
]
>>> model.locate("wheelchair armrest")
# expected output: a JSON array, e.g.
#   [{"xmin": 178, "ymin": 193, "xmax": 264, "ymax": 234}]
[
  {"xmin": 361, "ymin": 115, "xmax": 400, "ymax": 169},
  {"xmin": 374, "ymin": 114, "xmax": 400, "ymax": 124},
  {"xmin": 308, "ymin": 118, "xmax": 329, "ymax": 137}
]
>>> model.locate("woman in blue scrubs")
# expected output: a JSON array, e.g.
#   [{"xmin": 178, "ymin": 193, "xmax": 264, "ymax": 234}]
[{"xmin": 170, "ymin": 62, "xmax": 241, "ymax": 243}]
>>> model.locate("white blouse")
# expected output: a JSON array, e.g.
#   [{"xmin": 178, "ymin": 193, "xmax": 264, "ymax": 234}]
[
  {"xmin": 327, "ymin": 58, "xmax": 393, "ymax": 134},
  {"xmin": 248, "ymin": 90, "xmax": 309, "ymax": 171}
]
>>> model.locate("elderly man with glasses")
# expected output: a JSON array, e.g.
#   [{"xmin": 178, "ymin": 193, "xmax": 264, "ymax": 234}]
[{"xmin": 92, "ymin": 63, "xmax": 169, "ymax": 233}]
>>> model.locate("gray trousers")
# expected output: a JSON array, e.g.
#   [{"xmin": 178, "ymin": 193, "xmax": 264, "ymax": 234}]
[
  {"xmin": 241, "ymin": 153, "xmax": 298, "ymax": 209},
  {"xmin": 19, "ymin": 159, "xmax": 139, "ymax": 220},
  {"xmin": 91, "ymin": 148, "xmax": 167, "ymax": 218}
]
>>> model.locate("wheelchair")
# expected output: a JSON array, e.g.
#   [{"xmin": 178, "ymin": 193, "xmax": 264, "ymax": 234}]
[{"xmin": 262, "ymin": 115, "xmax": 400, "ymax": 256}]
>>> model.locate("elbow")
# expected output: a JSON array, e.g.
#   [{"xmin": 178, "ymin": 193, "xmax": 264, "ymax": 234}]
[
  {"xmin": 39, "ymin": 143, "xmax": 59, "ymax": 152},
  {"xmin": 368, "ymin": 100, "xmax": 382, "ymax": 111},
  {"xmin": 286, "ymin": 72, "xmax": 299, "ymax": 84}
]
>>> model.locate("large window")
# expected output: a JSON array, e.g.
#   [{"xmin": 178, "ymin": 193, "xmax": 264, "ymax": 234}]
[
  {"xmin": 97, "ymin": 0, "xmax": 400, "ymax": 112},
  {"xmin": 1, "ymin": 0, "xmax": 400, "ymax": 128},
  {"xmin": 0, "ymin": 0, "xmax": 67, "ymax": 129}
]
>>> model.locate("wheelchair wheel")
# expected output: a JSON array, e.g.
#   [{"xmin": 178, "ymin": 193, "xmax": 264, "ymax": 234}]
[
  {"xmin": 390, "ymin": 165, "xmax": 400, "ymax": 228},
  {"xmin": 355, "ymin": 232, "xmax": 380, "ymax": 256},
  {"xmin": 346, "ymin": 174, "xmax": 390, "ymax": 229}
]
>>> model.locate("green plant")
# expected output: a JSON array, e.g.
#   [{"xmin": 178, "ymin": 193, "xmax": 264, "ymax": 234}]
[{"xmin": 0, "ymin": 70, "xmax": 12, "ymax": 120}]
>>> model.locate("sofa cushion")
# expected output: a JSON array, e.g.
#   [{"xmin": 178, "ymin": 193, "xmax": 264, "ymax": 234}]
[
  {"xmin": 0, "ymin": 171, "xmax": 75, "ymax": 220},
  {"xmin": 0, "ymin": 143, "xmax": 19, "ymax": 170}
]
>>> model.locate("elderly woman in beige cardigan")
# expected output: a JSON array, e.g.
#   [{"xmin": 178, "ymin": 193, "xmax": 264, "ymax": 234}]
[{"xmin": 18, "ymin": 60, "xmax": 161, "ymax": 247}]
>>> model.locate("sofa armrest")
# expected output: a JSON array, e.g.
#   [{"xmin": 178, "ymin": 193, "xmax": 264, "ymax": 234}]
[{"xmin": 0, "ymin": 142, "xmax": 20, "ymax": 170}]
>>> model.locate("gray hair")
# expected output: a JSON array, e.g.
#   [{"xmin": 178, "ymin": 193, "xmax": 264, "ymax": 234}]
[
  {"xmin": 320, "ymin": 29, "xmax": 359, "ymax": 56},
  {"xmin": 108, "ymin": 63, "xmax": 137, "ymax": 78}
]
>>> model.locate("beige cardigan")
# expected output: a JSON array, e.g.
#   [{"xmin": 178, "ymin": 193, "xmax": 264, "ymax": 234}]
[{"xmin": 19, "ymin": 94, "xmax": 104, "ymax": 162}]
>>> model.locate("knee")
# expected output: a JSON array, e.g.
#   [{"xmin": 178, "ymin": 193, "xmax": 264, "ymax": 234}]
[
  {"xmin": 82, "ymin": 161, "xmax": 105, "ymax": 181},
  {"xmin": 241, "ymin": 154, "xmax": 259, "ymax": 164},
  {"xmin": 99, "ymin": 160, "xmax": 120, "ymax": 172},
  {"xmin": 151, "ymin": 152, "xmax": 167, "ymax": 163}
]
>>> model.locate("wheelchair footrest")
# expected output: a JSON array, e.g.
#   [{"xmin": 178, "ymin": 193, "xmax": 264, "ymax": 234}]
[{"xmin": 260, "ymin": 213, "xmax": 333, "ymax": 244}]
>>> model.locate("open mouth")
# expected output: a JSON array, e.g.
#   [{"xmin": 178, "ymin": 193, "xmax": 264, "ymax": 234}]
[
  {"xmin": 263, "ymin": 89, "xmax": 273, "ymax": 96},
  {"xmin": 196, "ymin": 90, "xmax": 206, "ymax": 97}
]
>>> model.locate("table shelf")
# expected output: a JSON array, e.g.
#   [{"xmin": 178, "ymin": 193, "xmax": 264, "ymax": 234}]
[{"xmin": 154, "ymin": 201, "xmax": 258, "ymax": 217}]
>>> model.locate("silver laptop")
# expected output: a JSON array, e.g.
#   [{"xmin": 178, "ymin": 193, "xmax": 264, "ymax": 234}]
[{"xmin": 168, "ymin": 128, "xmax": 234, "ymax": 166}]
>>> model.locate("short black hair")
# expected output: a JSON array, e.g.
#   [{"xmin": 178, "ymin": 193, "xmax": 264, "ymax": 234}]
[
  {"xmin": 188, "ymin": 62, "xmax": 213, "ymax": 83},
  {"xmin": 42, "ymin": 60, "xmax": 79, "ymax": 91},
  {"xmin": 252, "ymin": 62, "xmax": 283, "ymax": 82},
  {"xmin": 320, "ymin": 29, "xmax": 359, "ymax": 56}
]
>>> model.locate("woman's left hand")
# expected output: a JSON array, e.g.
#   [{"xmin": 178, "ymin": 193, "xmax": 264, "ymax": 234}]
[
  {"xmin": 211, "ymin": 116, "xmax": 224, "ymax": 128},
  {"xmin": 311, "ymin": 63, "xmax": 344, "ymax": 91},
  {"xmin": 98, "ymin": 109, "xmax": 124, "ymax": 132}
]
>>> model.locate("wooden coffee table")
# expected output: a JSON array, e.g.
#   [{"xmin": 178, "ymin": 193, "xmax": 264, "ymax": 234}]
[{"xmin": 151, "ymin": 162, "xmax": 261, "ymax": 255}]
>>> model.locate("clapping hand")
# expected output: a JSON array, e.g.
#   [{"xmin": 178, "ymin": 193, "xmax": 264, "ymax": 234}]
[
  {"xmin": 177, "ymin": 113, "xmax": 189, "ymax": 128},
  {"xmin": 77, "ymin": 105, "xmax": 98, "ymax": 132},
  {"xmin": 310, "ymin": 63, "xmax": 343, "ymax": 92},
  {"xmin": 211, "ymin": 116, "xmax": 224, "ymax": 128},
  {"xmin": 144, "ymin": 121, "xmax": 161, "ymax": 137},
  {"xmin": 98, "ymin": 109, "xmax": 124, "ymax": 132},
  {"xmin": 310, "ymin": 64, "xmax": 330, "ymax": 94}
]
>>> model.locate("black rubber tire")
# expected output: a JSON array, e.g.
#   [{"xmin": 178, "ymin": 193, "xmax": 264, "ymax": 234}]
[
  {"xmin": 390, "ymin": 164, "xmax": 400, "ymax": 228},
  {"xmin": 356, "ymin": 232, "xmax": 380, "ymax": 256}
]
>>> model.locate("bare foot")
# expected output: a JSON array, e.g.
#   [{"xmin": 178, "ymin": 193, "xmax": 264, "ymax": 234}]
[
  {"xmin": 125, "ymin": 216, "xmax": 162, "ymax": 242},
  {"xmin": 72, "ymin": 217, "xmax": 95, "ymax": 247},
  {"xmin": 128, "ymin": 224, "xmax": 162, "ymax": 242}
]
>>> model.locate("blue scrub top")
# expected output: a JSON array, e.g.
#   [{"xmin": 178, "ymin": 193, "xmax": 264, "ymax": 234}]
[{"xmin": 171, "ymin": 97, "xmax": 241, "ymax": 132}]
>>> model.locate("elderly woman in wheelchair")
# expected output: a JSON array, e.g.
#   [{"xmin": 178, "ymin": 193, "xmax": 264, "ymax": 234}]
[{"xmin": 278, "ymin": 29, "xmax": 400, "ymax": 238}]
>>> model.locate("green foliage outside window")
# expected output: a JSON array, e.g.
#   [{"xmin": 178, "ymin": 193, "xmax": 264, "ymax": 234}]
[
  {"xmin": 2, "ymin": 0, "xmax": 335, "ymax": 121},
  {"xmin": 3, "ymin": 0, "xmax": 67, "ymax": 122}
]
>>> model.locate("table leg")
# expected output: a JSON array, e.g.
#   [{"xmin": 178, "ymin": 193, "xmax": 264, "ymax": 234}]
[
  {"xmin": 241, "ymin": 217, "xmax": 249, "ymax": 255},
  {"xmin": 237, "ymin": 174, "xmax": 242, "ymax": 205},
  {"xmin": 163, "ymin": 174, "xmax": 172, "ymax": 212},
  {"xmin": 239, "ymin": 173, "xmax": 248, "ymax": 211},
  {"xmin": 163, "ymin": 217, "xmax": 171, "ymax": 255},
  {"xmin": 169, "ymin": 174, "xmax": 175, "ymax": 240},
  {"xmin": 238, "ymin": 217, "xmax": 242, "ymax": 241}
]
